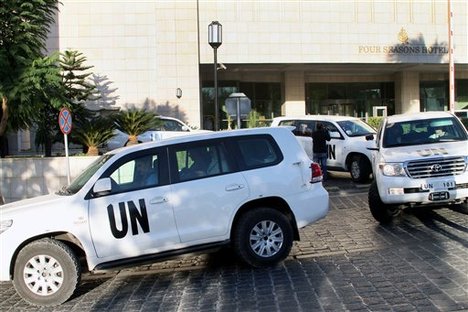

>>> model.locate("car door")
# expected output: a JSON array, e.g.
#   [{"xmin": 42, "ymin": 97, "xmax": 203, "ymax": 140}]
[
  {"xmin": 168, "ymin": 140, "xmax": 249, "ymax": 243},
  {"xmin": 87, "ymin": 149, "xmax": 180, "ymax": 259},
  {"xmin": 321, "ymin": 121, "xmax": 345, "ymax": 169}
]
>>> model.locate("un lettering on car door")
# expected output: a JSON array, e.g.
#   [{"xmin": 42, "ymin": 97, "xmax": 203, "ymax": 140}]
[
  {"xmin": 88, "ymin": 185, "xmax": 180, "ymax": 258},
  {"xmin": 326, "ymin": 140, "xmax": 343, "ymax": 168}
]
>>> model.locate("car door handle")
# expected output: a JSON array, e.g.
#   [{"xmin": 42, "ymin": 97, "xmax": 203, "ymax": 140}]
[
  {"xmin": 150, "ymin": 196, "xmax": 167, "ymax": 204},
  {"xmin": 225, "ymin": 184, "xmax": 245, "ymax": 191}
]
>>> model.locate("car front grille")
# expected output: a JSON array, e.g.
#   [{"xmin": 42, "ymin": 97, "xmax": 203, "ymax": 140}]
[{"xmin": 406, "ymin": 157, "xmax": 467, "ymax": 179}]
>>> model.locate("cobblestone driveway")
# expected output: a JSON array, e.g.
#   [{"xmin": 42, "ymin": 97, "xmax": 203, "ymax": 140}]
[{"xmin": 1, "ymin": 190, "xmax": 467, "ymax": 311}]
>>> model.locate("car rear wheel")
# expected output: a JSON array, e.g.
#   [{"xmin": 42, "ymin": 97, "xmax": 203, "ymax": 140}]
[
  {"xmin": 233, "ymin": 207, "xmax": 293, "ymax": 267},
  {"xmin": 368, "ymin": 181, "xmax": 400, "ymax": 224},
  {"xmin": 350, "ymin": 155, "xmax": 371, "ymax": 183},
  {"xmin": 13, "ymin": 239, "xmax": 81, "ymax": 307}
]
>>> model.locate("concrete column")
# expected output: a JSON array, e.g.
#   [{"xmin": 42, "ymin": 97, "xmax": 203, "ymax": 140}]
[
  {"xmin": 282, "ymin": 71, "xmax": 306, "ymax": 116},
  {"xmin": 394, "ymin": 71, "xmax": 420, "ymax": 114}
]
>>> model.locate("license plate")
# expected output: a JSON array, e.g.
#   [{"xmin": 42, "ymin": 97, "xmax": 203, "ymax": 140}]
[
  {"xmin": 420, "ymin": 180, "xmax": 455, "ymax": 191},
  {"xmin": 429, "ymin": 191, "xmax": 450, "ymax": 201}
]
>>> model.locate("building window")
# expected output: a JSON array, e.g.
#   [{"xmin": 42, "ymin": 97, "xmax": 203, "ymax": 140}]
[
  {"xmin": 306, "ymin": 82, "xmax": 394, "ymax": 117},
  {"xmin": 420, "ymin": 81, "xmax": 447, "ymax": 112},
  {"xmin": 202, "ymin": 81, "xmax": 281, "ymax": 129}
]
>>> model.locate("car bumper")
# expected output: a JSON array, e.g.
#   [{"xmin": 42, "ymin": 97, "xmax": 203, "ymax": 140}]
[
  {"xmin": 378, "ymin": 174, "xmax": 468, "ymax": 206},
  {"xmin": 288, "ymin": 186, "xmax": 329, "ymax": 228}
]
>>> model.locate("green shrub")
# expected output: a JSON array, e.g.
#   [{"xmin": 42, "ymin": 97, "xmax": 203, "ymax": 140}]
[{"xmin": 367, "ymin": 117, "xmax": 383, "ymax": 130}]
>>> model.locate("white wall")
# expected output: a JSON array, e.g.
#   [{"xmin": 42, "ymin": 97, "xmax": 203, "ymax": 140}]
[{"xmin": 0, "ymin": 156, "xmax": 98, "ymax": 204}]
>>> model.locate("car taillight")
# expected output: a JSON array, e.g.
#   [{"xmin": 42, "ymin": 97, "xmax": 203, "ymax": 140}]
[{"xmin": 310, "ymin": 162, "xmax": 323, "ymax": 183}]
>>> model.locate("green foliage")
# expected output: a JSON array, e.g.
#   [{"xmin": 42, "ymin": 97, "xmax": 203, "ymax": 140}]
[
  {"xmin": 15, "ymin": 53, "xmax": 68, "ymax": 156},
  {"xmin": 0, "ymin": 0, "xmax": 60, "ymax": 132},
  {"xmin": 74, "ymin": 117, "xmax": 115, "ymax": 155},
  {"xmin": 59, "ymin": 50, "xmax": 97, "ymax": 148},
  {"xmin": 113, "ymin": 109, "xmax": 162, "ymax": 145},
  {"xmin": 60, "ymin": 50, "xmax": 97, "ymax": 107},
  {"xmin": 367, "ymin": 117, "xmax": 383, "ymax": 130},
  {"xmin": 246, "ymin": 110, "xmax": 270, "ymax": 128}
]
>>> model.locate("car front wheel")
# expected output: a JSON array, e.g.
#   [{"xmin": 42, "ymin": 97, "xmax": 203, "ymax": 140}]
[
  {"xmin": 233, "ymin": 207, "xmax": 293, "ymax": 267},
  {"xmin": 13, "ymin": 239, "xmax": 81, "ymax": 307},
  {"xmin": 350, "ymin": 155, "xmax": 371, "ymax": 183},
  {"xmin": 368, "ymin": 181, "xmax": 400, "ymax": 224}
]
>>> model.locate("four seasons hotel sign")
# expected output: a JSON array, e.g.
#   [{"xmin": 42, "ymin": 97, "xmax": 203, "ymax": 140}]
[{"xmin": 358, "ymin": 28, "xmax": 448, "ymax": 55}]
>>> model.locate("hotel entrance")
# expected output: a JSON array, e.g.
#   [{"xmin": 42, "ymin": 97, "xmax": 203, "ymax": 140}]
[
  {"xmin": 319, "ymin": 99, "xmax": 355, "ymax": 116},
  {"xmin": 306, "ymin": 82, "xmax": 395, "ymax": 117}
]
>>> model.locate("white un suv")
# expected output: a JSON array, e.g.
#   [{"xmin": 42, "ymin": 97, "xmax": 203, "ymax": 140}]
[
  {"xmin": 271, "ymin": 115, "xmax": 376, "ymax": 182},
  {"xmin": 0, "ymin": 127, "xmax": 329, "ymax": 306},
  {"xmin": 367, "ymin": 111, "xmax": 468, "ymax": 223}
]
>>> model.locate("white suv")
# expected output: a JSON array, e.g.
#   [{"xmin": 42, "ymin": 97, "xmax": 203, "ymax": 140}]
[
  {"xmin": 368, "ymin": 111, "xmax": 468, "ymax": 223},
  {"xmin": 271, "ymin": 115, "xmax": 376, "ymax": 182},
  {"xmin": 0, "ymin": 127, "xmax": 328, "ymax": 306}
]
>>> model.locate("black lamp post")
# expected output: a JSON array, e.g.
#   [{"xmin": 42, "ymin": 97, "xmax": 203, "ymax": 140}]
[{"xmin": 208, "ymin": 21, "xmax": 222, "ymax": 131}]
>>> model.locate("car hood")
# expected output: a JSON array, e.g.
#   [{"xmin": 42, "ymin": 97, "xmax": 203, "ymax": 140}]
[
  {"xmin": 380, "ymin": 141, "xmax": 468, "ymax": 163},
  {"xmin": 0, "ymin": 193, "xmax": 65, "ymax": 217}
]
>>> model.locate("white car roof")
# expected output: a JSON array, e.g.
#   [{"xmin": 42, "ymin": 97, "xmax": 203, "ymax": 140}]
[
  {"xmin": 107, "ymin": 127, "xmax": 292, "ymax": 155},
  {"xmin": 272, "ymin": 115, "xmax": 361, "ymax": 122},
  {"xmin": 385, "ymin": 111, "xmax": 455, "ymax": 123}
]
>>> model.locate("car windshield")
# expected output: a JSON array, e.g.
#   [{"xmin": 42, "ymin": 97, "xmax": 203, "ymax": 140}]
[
  {"xmin": 149, "ymin": 119, "xmax": 186, "ymax": 131},
  {"xmin": 382, "ymin": 117, "xmax": 468, "ymax": 148},
  {"xmin": 336, "ymin": 119, "xmax": 376, "ymax": 137},
  {"xmin": 58, "ymin": 154, "xmax": 114, "ymax": 195}
]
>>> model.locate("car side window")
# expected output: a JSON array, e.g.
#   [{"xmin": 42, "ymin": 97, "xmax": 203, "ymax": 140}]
[
  {"xmin": 321, "ymin": 121, "xmax": 342, "ymax": 139},
  {"xmin": 235, "ymin": 135, "xmax": 282, "ymax": 169},
  {"xmin": 109, "ymin": 153, "xmax": 161, "ymax": 193},
  {"xmin": 174, "ymin": 142, "xmax": 232, "ymax": 182},
  {"xmin": 163, "ymin": 119, "xmax": 184, "ymax": 131}
]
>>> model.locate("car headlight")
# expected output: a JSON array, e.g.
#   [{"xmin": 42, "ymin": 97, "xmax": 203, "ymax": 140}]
[
  {"xmin": 379, "ymin": 163, "xmax": 407, "ymax": 177},
  {"xmin": 0, "ymin": 219, "xmax": 13, "ymax": 234},
  {"xmin": 465, "ymin": 156, "xmax": 468, "ymax": 172}
]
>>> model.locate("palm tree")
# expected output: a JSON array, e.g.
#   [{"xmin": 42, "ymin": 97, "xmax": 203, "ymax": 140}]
[
  {"xmin": 113, "ymin": 109, "xmax": 162, "ymax": 146},
  {"xmin": 74, "ymin": 117, "xmax": 115, "ymax": 156}
]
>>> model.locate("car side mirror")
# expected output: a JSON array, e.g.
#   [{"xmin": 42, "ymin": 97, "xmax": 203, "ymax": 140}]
[
  {"xmin": 365, "ymin": 134, "xmax": 374, "ymax": 141},
  {"xmin": 93, "ymin": 178, "xmax": 112, "ymax": 196},
  {"xmin": 182, "ymin": 125, "xmax": 190, "ymax": 132}
]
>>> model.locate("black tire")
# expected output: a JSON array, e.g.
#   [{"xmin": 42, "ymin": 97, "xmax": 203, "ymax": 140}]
[
  {"xmin": 350, "ymin": 155, "xmax": 371, "ymax": 183},
  {"xmin": 13, "ymin": 239, "xmax": 81, "ymax": 307},
  {"xmin": 233, "ymin": 207, "xmax": 293, "ymax": 267},
  {"xmin": 368, "ymin": 181, "xmax": 400, "ymax": 224},
  {"xmin": 453, "ymin": 201, "xmax": 468, "ymax": 214}
]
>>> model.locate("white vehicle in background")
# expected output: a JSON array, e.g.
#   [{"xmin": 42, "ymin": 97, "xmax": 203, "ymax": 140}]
[
  {"xmin": 367, "ymin": 111, "xmax": 468, "ymax": 223},
  {"xmin": 271, "ymin": 115, "xmax": 376, "ymax": 182},
  {"xmin": 105, "ymin": 116, "xmax": 209, "ymax": 150}
]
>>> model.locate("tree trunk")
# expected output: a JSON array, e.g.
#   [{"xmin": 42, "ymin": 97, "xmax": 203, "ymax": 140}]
[
  {"xmin": 0, "ymin": 96, "xmax": 7, "ymax": 204},
  {"xmin": 126, "ymin": 135, "xmax": 139, "ymax": 146},
  {"xmin": 45, "ymin": 139, "xmax": 52, "ymax": 157},
  {"xmin": 0, "ymin": 96, "xmax": 8, "ymax": 137},
  {"xmin": 87, "ymin": 145, "xmax": 99, "ymax": 156}
]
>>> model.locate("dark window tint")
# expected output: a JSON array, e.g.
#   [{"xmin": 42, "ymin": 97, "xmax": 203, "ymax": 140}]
[
  {"xmin": 234, "ymin": 135, "xmax": 282, "ymax": 169},
  {"xmin": 174, "ymin": 142, "xmax": 232, "ymax": 182}
]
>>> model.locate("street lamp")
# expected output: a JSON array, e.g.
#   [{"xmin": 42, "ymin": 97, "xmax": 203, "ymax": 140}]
[{"xmin": 208, "ymin": 21, "xmax": 222, "ymax": 131}]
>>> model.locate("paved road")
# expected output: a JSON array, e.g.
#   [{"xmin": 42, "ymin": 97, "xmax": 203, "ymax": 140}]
[{"xmin": 1, "ymin": 175, "xmax": 467, "ymax": 311}]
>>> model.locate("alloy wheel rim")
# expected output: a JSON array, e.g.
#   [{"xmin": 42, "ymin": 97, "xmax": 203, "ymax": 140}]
[
  {"xmin": 249, "ymin": 220, "xmax": 284, "ymax": 257},
  {"xmin": 23, "ymin": 255, "xmax": 64, "ymax": 296},
  {"xmin": 351, "ymin": 161, "xmax": 361, "ymax": 178}
]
